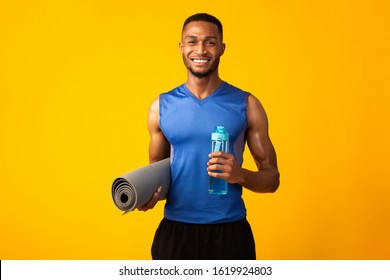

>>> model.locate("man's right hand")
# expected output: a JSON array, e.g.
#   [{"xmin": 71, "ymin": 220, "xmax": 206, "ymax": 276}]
[{"xmin": 137, "ymin": 186, "xmax": 162, "ymax": 211}]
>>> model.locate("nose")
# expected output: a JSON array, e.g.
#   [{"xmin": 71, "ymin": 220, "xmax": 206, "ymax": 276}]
[{"xmin": 195, "ymin": 42, "xmax": 206, "ymax": 55}]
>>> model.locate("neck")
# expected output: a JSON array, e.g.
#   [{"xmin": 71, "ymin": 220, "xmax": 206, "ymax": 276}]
[{"xmin": 185, "ymin": 73, "xmax": 223, "ymax": 100}]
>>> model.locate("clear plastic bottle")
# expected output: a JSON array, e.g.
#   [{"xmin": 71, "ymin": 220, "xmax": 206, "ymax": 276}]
[{"xmin": 209, "ymin": 126, "xmax": 229, "ymax": 195}]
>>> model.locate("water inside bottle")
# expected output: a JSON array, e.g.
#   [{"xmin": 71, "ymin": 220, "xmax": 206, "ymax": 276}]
[
  {"xmin": 209, "ymin": 176, "xmax": 228, "ymax": 195},
  {"xmin": 209, "ymin": 139, "xmax": 228, "ymax": 195}
]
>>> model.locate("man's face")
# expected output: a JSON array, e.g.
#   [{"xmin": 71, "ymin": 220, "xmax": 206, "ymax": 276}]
[{"xmin": 180, "ymin": 21, "xmax": 225, "ymax": 78}]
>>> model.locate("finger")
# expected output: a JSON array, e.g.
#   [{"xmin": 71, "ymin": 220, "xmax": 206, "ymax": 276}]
[
  {"xmin": 208, "ymin": 161, "xmax": 233, "ymax": 171},
  {"xmin": 146, "ymin": 189, "xmax": 161, "ymax": 206},
  {"xmin": 209, "ymin": 151, "xmax": 230, "ymax": 158},
  {"xmin": 138, "ymin": 198, "xmax": 157, "ymax": 212},
  {"xmin": 207, "ymin": 163, "xmax": 223, "ymax": 172},
  {"xmin": 138, "ymin": 186, "xmax": 162, "ymax": 211},
  {"xmin": 209, "ymin": 152, "xmax": 224, "ymax": 158},
  {"xmin": 207, "ymin": 157, "xmax": 229, "ymax": 166},
  {"xmin": 208, "ymin": 170, "xmax": 227, "ymax": 179}
]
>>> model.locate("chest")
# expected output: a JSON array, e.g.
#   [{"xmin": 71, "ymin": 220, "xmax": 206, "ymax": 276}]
[{"xmin": 160, "ymin": 94, "xmax": 247, "ymax": 147}]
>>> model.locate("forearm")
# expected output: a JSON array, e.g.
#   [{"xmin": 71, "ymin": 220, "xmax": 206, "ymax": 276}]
[{"xmin": 238, "ymin": 167, "xmax": 280, "ymax": 193}]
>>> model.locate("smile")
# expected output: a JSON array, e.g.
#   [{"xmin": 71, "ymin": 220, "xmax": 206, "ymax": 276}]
[{"xmin": 191, "ymin": 59, "xmax": 210, "ymax": 63}]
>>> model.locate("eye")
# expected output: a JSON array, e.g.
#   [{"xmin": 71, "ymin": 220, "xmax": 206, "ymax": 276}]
[
  {"xmin": 205, "ymin": 41, "xmax": 215, "ymax": 46},
  {"xmin": 187, "ymin": 41, "xmax": 196, "ymax": 45}
]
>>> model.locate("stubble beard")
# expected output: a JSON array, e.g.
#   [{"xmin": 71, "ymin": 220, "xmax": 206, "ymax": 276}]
[{"xmin": 184, "ymin": 56, "xmax": 220, "ymax": 78}]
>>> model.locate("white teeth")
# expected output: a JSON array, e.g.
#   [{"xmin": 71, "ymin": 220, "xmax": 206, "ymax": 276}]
[{"xmin": 193, "ymin": 59, "xmax": 209, "ymax": 63}]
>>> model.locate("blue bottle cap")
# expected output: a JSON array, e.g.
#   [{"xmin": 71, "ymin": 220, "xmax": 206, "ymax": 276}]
[{"xmin": 211, "ymin": 126, "xmax": 229, "ymax": 141}]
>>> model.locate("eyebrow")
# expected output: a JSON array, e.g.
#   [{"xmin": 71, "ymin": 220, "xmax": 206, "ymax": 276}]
[{"xmin": 184, "ymin": 35, "xmax": 218, "ymax": 40}]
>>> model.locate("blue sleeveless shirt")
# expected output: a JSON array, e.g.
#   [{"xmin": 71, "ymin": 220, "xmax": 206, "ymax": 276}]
[{"xmin": 159, "ymin": 82, "xmax": 249, "ymax": 224}]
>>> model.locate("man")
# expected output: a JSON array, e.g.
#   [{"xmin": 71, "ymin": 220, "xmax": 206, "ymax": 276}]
[{"xmin": 139, "ymin": 13, "xmax": 280, "ymax": 260}]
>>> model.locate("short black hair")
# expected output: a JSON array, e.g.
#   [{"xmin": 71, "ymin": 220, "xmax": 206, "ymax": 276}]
[{"xmin": 182, "ymin": 13, "xmax": 223, "ymax": 41}]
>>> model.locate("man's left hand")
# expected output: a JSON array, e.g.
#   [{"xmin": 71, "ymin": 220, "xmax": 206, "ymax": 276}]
[{"xmin": 207, "ymin": 152, "xmax": 244, "ymax": 184}]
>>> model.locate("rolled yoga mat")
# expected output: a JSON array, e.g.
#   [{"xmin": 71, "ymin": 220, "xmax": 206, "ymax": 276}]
[{"xmin": 112, "ymin": 158, "xmax": 171, "ymax": 214}]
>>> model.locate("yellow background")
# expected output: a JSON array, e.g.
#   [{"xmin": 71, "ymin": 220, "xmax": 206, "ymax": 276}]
[{"xmin": 1, "ymin": 0, "xmax": 389, "ymax": 259}]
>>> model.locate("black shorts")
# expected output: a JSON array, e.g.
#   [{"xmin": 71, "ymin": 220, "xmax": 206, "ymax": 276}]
[{"xmin": 151, "ymin": 218, "xmax": 256, "ymax": 260}]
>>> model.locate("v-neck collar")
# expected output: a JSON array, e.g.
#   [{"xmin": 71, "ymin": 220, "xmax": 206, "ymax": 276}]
[{"xmin": 182, "ymin": 82, "xmax": 226, "ymax": 105}]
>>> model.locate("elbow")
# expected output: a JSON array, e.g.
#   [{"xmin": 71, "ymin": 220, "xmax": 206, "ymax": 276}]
[
  {"xmin": 269, "ymin": 171, "xmax": 280, "ymax": 193},
  {"xmin": 246, "ymin": 168, "xmax": 280, "ymax": 193},
  {"xmin": 269, "ymin": 182, "xmax": 279, "ymax": 193}
]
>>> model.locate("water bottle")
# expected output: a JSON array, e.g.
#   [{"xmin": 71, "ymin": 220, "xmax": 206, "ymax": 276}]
[{"xmin": 209, "ymin": 126, "xmax": 229, "ymax": 195}]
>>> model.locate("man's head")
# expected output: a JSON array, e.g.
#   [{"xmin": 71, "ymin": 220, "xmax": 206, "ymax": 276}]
[
  {"xmin": 180, "ymin": 13, "xmax": 225, "ymax": 78},
  {"xmin": 182, "ymin": 13, "xmax": 223, "ymax": 43}
]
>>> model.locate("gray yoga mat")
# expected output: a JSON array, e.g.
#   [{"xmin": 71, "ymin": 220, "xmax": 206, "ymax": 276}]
[{"xmin": 112, "ymin": 158, "xmax": 171, "ymax": 214}]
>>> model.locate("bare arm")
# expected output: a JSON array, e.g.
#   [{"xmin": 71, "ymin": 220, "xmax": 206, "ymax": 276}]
[
  {"xmin": 147, "ymin": 96, "xmax": 170, "ymax": 163},
  {"xmin": 207, "ymin": 94, "xmax": 280, "ymax": 193},
  {"xmin": 138, "ymin": 96, "xmax": 170, "ymax": 211}
]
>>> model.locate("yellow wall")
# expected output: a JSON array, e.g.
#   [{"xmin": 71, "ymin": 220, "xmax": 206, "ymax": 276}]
[{"xmin": 1, "ymin": 0, "xmax": 389, "ymax": 259}]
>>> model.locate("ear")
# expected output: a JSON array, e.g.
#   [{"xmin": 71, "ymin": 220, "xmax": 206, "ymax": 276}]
[
  {"xmin": 220, "ymin": 43, "xmax": 226, "ymax": 56},
  {"xmin": 179, "ymin": 42, "xmax": 184, "ymax": 54}
]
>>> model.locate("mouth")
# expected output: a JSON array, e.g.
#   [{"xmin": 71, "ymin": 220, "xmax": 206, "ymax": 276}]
[{"xmin": 191, "ymin": 58, "xmax": 211, "ymax": 63}]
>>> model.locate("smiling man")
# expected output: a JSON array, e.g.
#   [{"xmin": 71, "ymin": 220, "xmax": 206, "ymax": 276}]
[
  {"xmin": 141, "ymin": 13, "xmax": 280, "ymax": 260},
  {"xmin": 181, "ymin": 20, "xmax": 223, "ymax": 79}
]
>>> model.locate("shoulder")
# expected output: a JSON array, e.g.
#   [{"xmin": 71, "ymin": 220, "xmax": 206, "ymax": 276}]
[
  {"xmin": 161, "ymin": 84, "xmax": 185, "ymax": 97},
  {"xmin": 223, "ymin": 82, "xmax": 248, "ymax": 94},
  {"xmin": 149, "ymin": 96, "xmax": 160, "ymax": 114},
  {"xmin": 247, "ymin": 93, "xmax": 264, "ymax": 109},
  {"xmin": 222, "ymin": 82, "xmax": 250, "ymax": 103},
  {"xmin": 246, "ymin": 93, "xmax": 268, "ymax": 129},
  {"xmin": 150, "ymin": 84, "xmax": 184, "ymax": 113}
]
